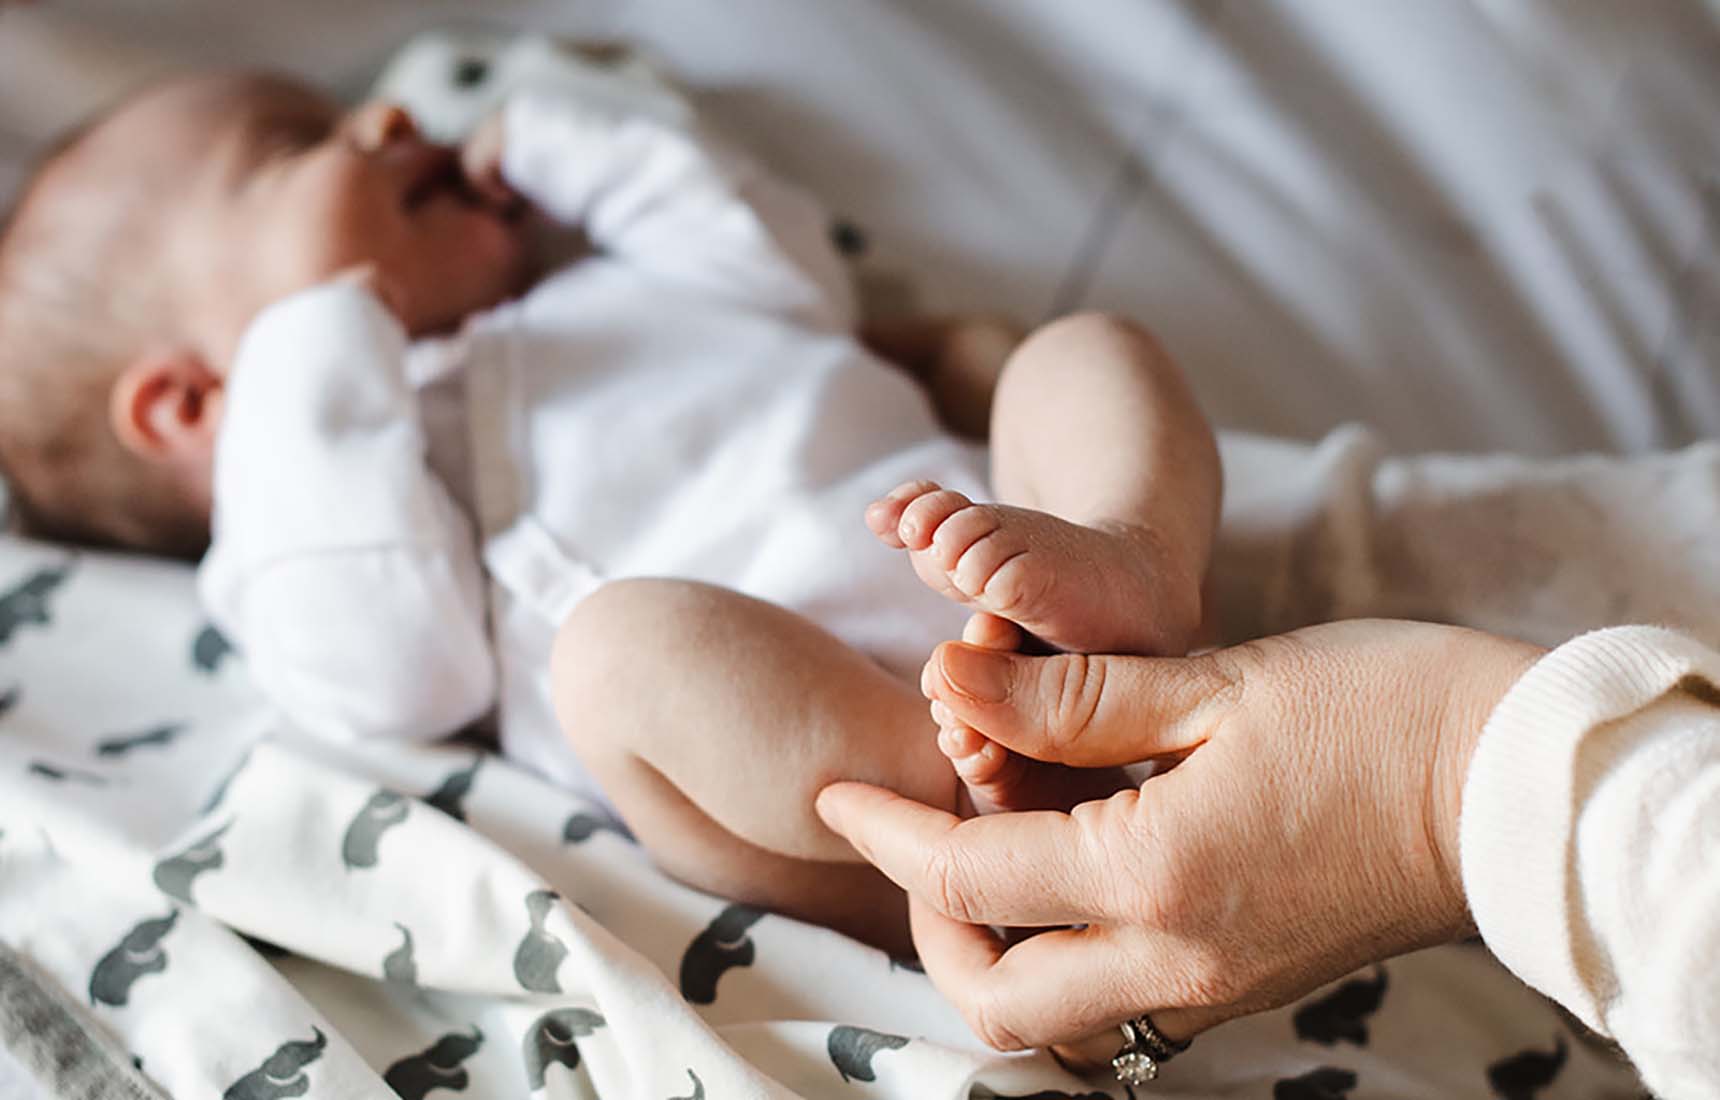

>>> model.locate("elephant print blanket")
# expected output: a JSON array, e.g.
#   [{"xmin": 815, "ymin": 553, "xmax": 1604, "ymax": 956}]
[{"xmin": 0, "ymin": 537, "xmax": 1643, "ymax": 1099}]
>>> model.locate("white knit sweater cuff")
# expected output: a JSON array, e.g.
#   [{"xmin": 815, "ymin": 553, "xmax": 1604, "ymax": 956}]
[{"xmin": 1460, "ymin": 625, "xmax": 1720, "ymax": 1030}]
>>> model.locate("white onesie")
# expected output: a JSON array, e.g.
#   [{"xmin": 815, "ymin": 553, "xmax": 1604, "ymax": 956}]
[{"xmin": 199, "ymin": 94, "xmax": 985, "ymax": 799}]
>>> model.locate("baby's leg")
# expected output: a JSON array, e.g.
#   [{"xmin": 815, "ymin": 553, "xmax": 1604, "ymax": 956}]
[
  {"xmin": 868, "ymin": 314, "xmax": 1220, "ymax": 810},
  {"xmin": 867, "ymin": 312, "xmax": 1221, "ymax": 658},
  {"xmin": 550, "ymin": 579, "xmax": 959, "ymax": 956}
]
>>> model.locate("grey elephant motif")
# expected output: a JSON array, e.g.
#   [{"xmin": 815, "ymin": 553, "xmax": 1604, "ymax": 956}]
[
  {"xmin": 202, "ymin": 747, "xmax": 255, "ymax": 814},
  {"xmin": 153, "ymin": 821, "xmax": 232, "ymax": 903},
  {"xmin": 222, "ymin": 1028, "xmax": 327, "ymax": 1100},
  {"xmin": 95, "ymin": 723, "xmax": 184, "ymax": 757},
  {"xmin": 424, "ymin": 756, "xmax": 482, "ymax": 822},
  {"xmin": 383, "ymin": 1026, "xmax": 484, "ymax": 1100},
  {"xmin": 679, "ymin": 904, "xmax": 764, "ymax": 1005},
  {"xmin": 0, "ymin": 564, "xmax": 71, "ymax": 645},
  {"xmin": 1487, "ymin": 1036, "xmax": 1568, "ymax": 1100},
  {"xmin": 383, "ymin": 922, "xmax": 417, "ymax": 985},
  {"xmin": 828, "ymin": 1026, "xmax": 909, "ymax": 1083},
  {"xmin": 1292, "ymin": 966, "xmax": 1388, "ymax": 1047},
  {"xmin": 341, "ymin": 790, "xmax": 408, "ymax": 869},
  {"xmin": 28, "ymin": 760, "xmax": 107, "ymax": 785},
  {"xmin": 1274, "ymin": 1067, "xmax": 1358, "ymax": 1100},
  {"xmin": 89, "ymin": 909, "xmax": 179, "ymax": 1007},
  {"xmin": 0, "ymin": 685, "xmax": 18, "ymax": 717},
  {"xmin": 522, "ymin": 1007, "xmax": 604, "ymax": 1090},
  {"xmin": 562, "ymin": 811, "xmax": 629, "ymax": 844},
  {"xmin": 192, "ymin": 623, "xmax": 234, "ymax": 673},
  {"xmin": 668, "ymin": 1068, "xmax": 704, "ymax": 1100},
  {"xmin": 514, "ymin": 890, "xmax": 569, "ymax": 993}
]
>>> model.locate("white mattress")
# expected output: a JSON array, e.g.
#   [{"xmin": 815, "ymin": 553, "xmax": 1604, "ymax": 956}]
[{"xmin": 1, "ymin": 0, "xmax": 1716, "ymax": 459}]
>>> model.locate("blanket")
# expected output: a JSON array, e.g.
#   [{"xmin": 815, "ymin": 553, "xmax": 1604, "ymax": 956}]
[{"xmin": 0, "ymin": 538, "xmax": 1647, "ymax": 1099}]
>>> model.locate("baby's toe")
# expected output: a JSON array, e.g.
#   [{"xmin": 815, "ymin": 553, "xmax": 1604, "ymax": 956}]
[
  {"xmin": 934, "ymin": 709, "xmax": 985, "ymax": 754},
  {"xmin": 961, "ymin": 612, "xmax": 1023, "ymax": 651},
  {"xmin": 946, "ymin": 522, "xmax": 1034, "ymax": 604},
  {"xmin": 925, "ymin": 502, "xmax": 1012, "ymax": 580},
  {"xmin": 896, "ymin": 486, "xmax": 974, "ymax": 551},
  {"xmin": 966, "ymin": 550, "xmax": 1053, "ymax": 625},
  {"xmin": 865, "ymin": 480, "xmax": 941, "ymax": 548}
]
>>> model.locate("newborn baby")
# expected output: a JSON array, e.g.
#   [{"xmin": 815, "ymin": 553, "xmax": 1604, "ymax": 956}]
[{"xmin": 0, "ymin": 73, "xmax": 1219, "ymax": 954}]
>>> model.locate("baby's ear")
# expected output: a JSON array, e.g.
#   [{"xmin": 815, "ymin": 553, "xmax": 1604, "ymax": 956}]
[{"xmin": 108, "ymin": 350, "xmax": 224, "ymax": 463}]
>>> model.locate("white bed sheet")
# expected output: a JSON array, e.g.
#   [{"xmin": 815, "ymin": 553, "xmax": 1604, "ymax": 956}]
[{"xmin": 1, "ymin": 0, "xmax": 1716, "ymax": 458}]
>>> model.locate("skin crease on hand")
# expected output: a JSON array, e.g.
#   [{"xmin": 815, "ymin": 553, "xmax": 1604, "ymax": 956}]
[{"xmin": 815, "ymin": 619, "xmax": 1545, "ymax": 1053}]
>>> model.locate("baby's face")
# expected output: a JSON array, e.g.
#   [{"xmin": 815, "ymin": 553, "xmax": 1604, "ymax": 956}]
[{"xmin": 79, "ymin": 74, "xmax": 528, "ymax": 362}]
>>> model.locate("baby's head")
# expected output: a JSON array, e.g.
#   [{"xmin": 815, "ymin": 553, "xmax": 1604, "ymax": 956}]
[{"xmin": 0, "ymin": 72, "xmax": 527, "ymax": 556}]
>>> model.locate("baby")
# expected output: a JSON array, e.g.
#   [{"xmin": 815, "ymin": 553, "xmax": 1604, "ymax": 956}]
[{"xmin": 0, "ymin": 72, "xmax": 1219, "ymax": 955}]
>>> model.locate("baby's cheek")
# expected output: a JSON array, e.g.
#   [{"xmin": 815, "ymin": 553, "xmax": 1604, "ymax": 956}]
[{"xmin": 290, "ymin": 165, "xmax": 406, "ymax": 275}]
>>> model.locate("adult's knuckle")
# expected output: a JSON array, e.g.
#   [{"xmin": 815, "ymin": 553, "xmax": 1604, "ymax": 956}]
[
  {"xmin": 1128, "ymin": 869, "xmax": 1188, "ymax": 932},
  {"xmin": 1207, "ymin": 636, "xmax": 1315, "ymax": 731},
  {"xmin": 1070, "ymin": 794, "xmax": 1154, "ymax": 918},
  {"xmin": 965, "ymin": 992, "xmax": 1031, "ymax": 1052},
  {"xmin": 1178, "ymin": 944, "xmax": 1247, "ymax": 1008},
  {"xmin": 1037, "ymin": 654, "xmax": 1104, "ymax": 755},
  {"xmin": 1116, "ymin": 828, "xmax": 1203, "ymax": 930},
  {"xmin": 921, "ymin": 839, "xmax": 980, "ymax": 923}
]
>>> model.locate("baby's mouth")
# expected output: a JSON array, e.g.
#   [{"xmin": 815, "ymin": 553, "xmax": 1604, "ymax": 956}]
[{"xmin": 403, "ymin": 148, "xmax": 483, "ymax": 212}]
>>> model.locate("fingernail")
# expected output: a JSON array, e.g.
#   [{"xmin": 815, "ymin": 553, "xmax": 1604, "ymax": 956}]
[{"xmin": 940, "ymin": 644, "xmax": 1011, "ymax": 703}]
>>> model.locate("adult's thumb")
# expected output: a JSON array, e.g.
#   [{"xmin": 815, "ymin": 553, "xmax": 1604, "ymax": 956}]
[{"xmin": 923, "ymin": 642, "xmax": 1238, "ymax": 767}]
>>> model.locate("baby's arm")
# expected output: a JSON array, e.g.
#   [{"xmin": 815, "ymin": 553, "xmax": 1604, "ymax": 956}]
[
  {"xmin": 478, "ymin": 95, "xmax": 856, "ymax": 329},
  {"xmin": 863, "ymin": 316, "xmax": 1026, "ymax": 440},
  {"xmin": 198, "ymin": 281, "xmax": 494, "ymax": 742},
  {"xmin": 1216, "ymin": 429, "xmax": 1720, "ymax": 647}
]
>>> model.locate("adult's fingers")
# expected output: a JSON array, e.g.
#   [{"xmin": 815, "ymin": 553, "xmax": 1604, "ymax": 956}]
[
  {"xmin": 906, "ymin": 897, "xmax": 1214, "ymax": 1050},
  {"xmin": 815, "ymin": 782, "xmax": 1125, "ymax": 925},
  {"xmin": 923, "ymin": 643, "xmax": 1239, "ymax": 767}
]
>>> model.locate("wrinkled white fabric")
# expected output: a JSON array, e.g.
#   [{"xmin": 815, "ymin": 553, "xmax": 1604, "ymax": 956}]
[{"xmin": 1463, "ymin": 628, "xmax": 1720, "ymax": 1100}]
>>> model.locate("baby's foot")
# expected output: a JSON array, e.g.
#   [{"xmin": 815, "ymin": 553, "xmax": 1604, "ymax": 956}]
[
  {"xmin": 866, "ymin": 482, "xmax": 1200, "ymax": 656},
  {"xmin": 932, "ymin": 614, "xmax": 1128, "ymax": 815}
]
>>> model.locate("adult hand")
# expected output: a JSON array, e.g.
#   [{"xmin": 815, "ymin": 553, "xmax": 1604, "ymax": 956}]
[{"xmin": 816, "ymin": 620, "xmax": 1544, "ymax": 1050}]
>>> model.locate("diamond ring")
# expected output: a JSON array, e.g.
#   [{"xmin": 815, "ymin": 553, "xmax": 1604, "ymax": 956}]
[{"xmin": 1111, "ymin": 1014, "xmax": 1190, "ymax": 1085}]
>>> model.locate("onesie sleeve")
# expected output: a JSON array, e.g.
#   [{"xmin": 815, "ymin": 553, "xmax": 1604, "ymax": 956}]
[
  {"xmin": 1461, "ymin": 627, "xmax": 1720, "ymax": 1100},
  {"xmin": 498, "ymin": 92, "xmax": 857, "ymax": 330},
  {"xmin": 197, "ymin": 282, "xmax": 496, "ymax": 743}
]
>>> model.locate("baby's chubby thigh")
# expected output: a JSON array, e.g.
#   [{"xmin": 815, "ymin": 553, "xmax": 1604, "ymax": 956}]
[{"xmin": 548, "ymin": 577, "xmax": 961, "ymax": 865}]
